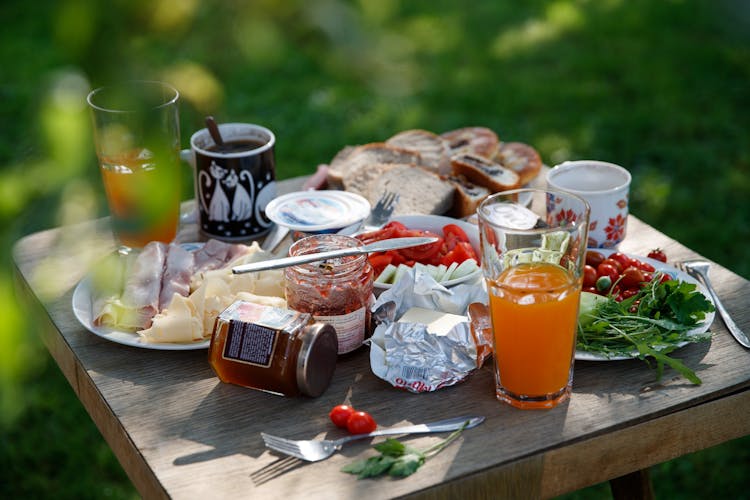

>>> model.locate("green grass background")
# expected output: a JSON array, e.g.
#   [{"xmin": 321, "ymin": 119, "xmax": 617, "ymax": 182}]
[{"xmin": 2, "ymin": 1, "xmax": 749, "ymax": 498}]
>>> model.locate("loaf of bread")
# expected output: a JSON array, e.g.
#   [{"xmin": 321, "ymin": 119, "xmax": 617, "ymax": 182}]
[
  {"xmin": 327, "ymin": 143, "xmax": 421, "ymax": 189},
  {"xmin": 446, "ymin": 175, "xmax": 491, "ymax": 218},
  {"xmin": 386, "ymin": 129, "xmax": 451, "ymax": 175},
  {"xmin": 441, "ymin": 127, "xmax": 500, "ymax": 158},
  {"xmin": 451, "ymin": 153, "xmax": 521, "ymax": 193},
  {"xmin": 368, "ymin": 165, "xmax": 455, "ymax": 216},
  {"xmin": 494, "ymin": 142, "xmax": 542, "ymax": 186}
]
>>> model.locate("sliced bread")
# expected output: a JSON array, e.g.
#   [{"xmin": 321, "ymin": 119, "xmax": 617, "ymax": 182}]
[
  {"xmin": 446, "ymin": 174, "xmax": 491, "ymax": 218},
  {"xmin": 327, "ymin": 143, "xmax": 421, "ymax": 189},
  {"xmin": 494, "ymin": 142, "xmax": 542, "ymax": 186},
  {"xmin": 368, "ymin": 165, "xmax": 455, "ymax": 216},
  {"xmin": 441, "ymin": 126, "xmax": 500, "ymax": 158},
  {"xmin": 386, "ymin": 129, "xmax": 451, "ymax": 175},
  {"xmin": 451, "ymin": 153, "xmax": 521, "ymax": 193}
]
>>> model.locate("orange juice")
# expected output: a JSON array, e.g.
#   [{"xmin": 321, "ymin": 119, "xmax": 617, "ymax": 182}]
[
  {"xmin": 99, "ymin": 148, "xmax": 180, "ymax": 248},
  {"xmin": 487, "ymin": 262, "xmax": 581, "ymax": 409}
]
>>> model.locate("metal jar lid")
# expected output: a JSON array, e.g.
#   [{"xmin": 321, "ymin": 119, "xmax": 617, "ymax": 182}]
[{"xmin": 296, "ymin": 323, "xmax": 338, "ymax": 397}]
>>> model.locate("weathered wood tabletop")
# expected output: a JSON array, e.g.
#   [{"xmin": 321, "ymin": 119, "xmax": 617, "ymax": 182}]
[{"xmin": 12, "ymin": 176, "xmax": 750, "ymax": 499}]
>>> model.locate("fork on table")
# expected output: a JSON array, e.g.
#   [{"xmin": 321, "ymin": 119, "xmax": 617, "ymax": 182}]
[
  {"xmin": 340, "ymin": 190, "xmax": 399, "ymax": 235},
  {"xmin": 677, "ymin": 259, "xmax": 750, "ymax": 348},
  {"xmin": 261, "ymin": 415, "xmax": 484, "ymax": 462}
]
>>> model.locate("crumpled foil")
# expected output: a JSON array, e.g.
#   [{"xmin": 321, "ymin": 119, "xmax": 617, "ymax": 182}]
[{"xmin": 368, "ymin": 267, "xmax": 489, "ymax": 393}]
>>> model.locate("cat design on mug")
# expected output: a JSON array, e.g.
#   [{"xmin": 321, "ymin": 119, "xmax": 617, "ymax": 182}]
[
  {"xmin": 223, "ymin": 170, "xmax": 254, "ymax": 222},
  {"xmin": 206, "ymin": 161, "xmax": 230, "ymax": 223}
]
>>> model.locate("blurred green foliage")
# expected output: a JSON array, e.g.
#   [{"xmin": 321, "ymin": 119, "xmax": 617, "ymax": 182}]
[{"xmin": 2, "ymin": 0, "xmax": 749, "ymax": 498}]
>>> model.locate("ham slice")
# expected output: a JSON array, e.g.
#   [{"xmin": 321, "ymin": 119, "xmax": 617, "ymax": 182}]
[
  {"xmin": 118, "ymin": 242, "xmax": 167, "ymax": 330},
  {"xmin": 192, "ymin": 239, "xmax": 254, "ymax": 273},
  {"xmin": 158, "ymin": 243, "xmax": 195, "ymax": 311}
]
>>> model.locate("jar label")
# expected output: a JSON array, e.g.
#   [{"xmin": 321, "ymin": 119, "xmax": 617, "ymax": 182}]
[
  {"xmin": 223, "ymin": 320, "xmax": 279, "ymax": 368},
  {"xmin": 314, "ymin": 306, "xmax": 366, "ymax": 354}
]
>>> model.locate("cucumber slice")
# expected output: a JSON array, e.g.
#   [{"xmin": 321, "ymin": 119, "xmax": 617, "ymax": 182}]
[
  {"xmin": 443, "ymin": 262, "xmax": 459, "ymax": 282},
  {"xmin": 450, "ymin": 259, "xmax": 479, "ymax": 280},
  {"xmin": 375, "ymin": 264, "xmax": 398, "ymax": 284}
]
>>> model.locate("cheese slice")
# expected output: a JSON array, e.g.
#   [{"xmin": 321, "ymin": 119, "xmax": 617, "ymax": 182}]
[{"xmin": 398, "ymin": 307, "xmax": 468, "ymax": 336}]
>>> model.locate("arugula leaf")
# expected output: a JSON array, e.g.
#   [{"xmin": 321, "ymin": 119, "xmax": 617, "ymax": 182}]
[
  {"xmin": 577, "ymin": 272, "xmax": 715, "ymax": 384},
  {"xmin": 342, "ymin": 422, "xmax": 469, "ymax": 479}
]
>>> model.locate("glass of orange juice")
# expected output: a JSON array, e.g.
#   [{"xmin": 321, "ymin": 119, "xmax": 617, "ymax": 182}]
[
  {"xmin": 477, "ymin": 189, "xmax": 590, "ymax": 409},
  {"xmin": 87, "ymin": 81, "xmax": 182, "ymax": 251}
]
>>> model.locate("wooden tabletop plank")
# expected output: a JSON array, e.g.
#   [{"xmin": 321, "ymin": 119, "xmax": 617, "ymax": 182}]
[{"xmin": 12, "ymin": 178, "xmax": 750, "ymax": 499}]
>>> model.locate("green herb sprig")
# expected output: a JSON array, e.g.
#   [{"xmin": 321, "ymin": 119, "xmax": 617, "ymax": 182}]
[
  {"xmin": 577, "ymin": 273, "xmax": 715, "ymax": 384},
  {"xmin": 342, "ymin": 422, "xmax": 468, "ymax": 479}
]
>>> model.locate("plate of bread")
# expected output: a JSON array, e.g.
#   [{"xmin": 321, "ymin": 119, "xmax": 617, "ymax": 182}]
[{"xmin": 326, "ymin": 126, "xmax": 543, "ymax": 218}]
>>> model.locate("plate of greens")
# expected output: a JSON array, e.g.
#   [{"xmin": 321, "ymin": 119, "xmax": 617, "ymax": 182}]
[{"xmin": 574, "ymin": 250, "xmax": 716, "ymax": 368}]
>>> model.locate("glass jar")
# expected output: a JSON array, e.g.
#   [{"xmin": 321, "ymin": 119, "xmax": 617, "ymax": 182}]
[
  {"xmin": 284, "ymin": 234, "xmax": 374, "ymax": 355},
  {"xmin": 208, "ymin": 300, "xmax": 338, "ymax": 397}
]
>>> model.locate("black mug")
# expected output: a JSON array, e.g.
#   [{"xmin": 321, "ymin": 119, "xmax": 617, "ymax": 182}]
[{"xmin": 184, "ymin": 123, "xmax": 276, "ymax": 240}]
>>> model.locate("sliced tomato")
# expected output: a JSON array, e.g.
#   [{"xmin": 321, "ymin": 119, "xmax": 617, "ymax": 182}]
[
  {"xmin": 443, "ymin": 224, "xmax": 471, "ymax": 243},
  {"xmin": 356, "ymin": 221, "xmax": 408, "ymax": 244},
  {"xmin": 398, "ymin": 231, "xmax": 443, "ymax": 263},
  {"xmin": 368, "ymin": 253, "xmax": 393, "ymax": 276},
  {"xmin": 440, "ymin": 241, "xmax": 478, "ymax": 266}
]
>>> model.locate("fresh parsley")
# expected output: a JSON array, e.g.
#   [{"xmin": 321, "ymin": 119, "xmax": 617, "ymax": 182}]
[
  {"xmin": 577, "ymin": 273, "xmax": 715, "ymax": 384},
  {"xmin": 341, "ymin": 422, "xmax": 468, "ymax": 479}
]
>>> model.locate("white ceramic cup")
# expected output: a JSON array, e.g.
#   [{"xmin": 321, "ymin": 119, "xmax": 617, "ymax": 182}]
[{"xmin": 546, "ymin": 160, "xmax": 631, "ymax": 249}]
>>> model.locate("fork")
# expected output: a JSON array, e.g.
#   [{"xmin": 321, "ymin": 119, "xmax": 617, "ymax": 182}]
[
  {"xmin": 678, "ymin": 260, "xmax": 750, "ymax": 348},
  {"xmin": 261, "ymin": 415, "xmax": 484, "ymax": 462},
  {"xmin": 367, "ymin": 190, "xmax": 400, "ymax": 228}
]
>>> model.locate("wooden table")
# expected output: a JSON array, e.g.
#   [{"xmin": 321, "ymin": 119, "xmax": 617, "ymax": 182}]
[{"xmin": 13, "ymin": 177, "xmax": 750, "ymax": 499}]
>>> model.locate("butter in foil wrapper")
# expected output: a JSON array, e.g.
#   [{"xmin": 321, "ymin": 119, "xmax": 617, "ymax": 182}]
[{"xmin": 369, "ymin": 267, "xmax": 490, "ymax": 393}]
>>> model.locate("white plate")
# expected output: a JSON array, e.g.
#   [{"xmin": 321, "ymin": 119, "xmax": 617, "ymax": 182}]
[
  {"xmin": 574, "ymin": 249, "xmax": 715, "ymax": 361},
  {"xmin": 372, "ymin": 215, "xmax": 482, "ymax": 290},
  {"xmin": 72, "ymin": 244, "xmax": 210, "ymax": 350}
]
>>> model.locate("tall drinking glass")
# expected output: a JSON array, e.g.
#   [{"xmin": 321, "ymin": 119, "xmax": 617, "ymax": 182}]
[
  {"xmin": 87, "ymin": 81, "xmax": 182, "ymax": 251},
  {"xmin": 478, "ymin": 189, "xmax": 590, "ymax": 409}
]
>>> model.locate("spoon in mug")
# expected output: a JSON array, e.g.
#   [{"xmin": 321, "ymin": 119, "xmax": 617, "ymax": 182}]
[{"xmin": 205, "ymin": 116, "xmax": 224, "ymax": 147}]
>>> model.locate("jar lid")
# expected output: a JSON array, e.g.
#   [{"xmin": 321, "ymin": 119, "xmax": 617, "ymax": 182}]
[
  {"xmin": 296, "ymin": 323, "xmax": 338, "ymax": 397},
  {"xmin": 265, "ymin": 191, "xmax": 371, "ymax": 232}
]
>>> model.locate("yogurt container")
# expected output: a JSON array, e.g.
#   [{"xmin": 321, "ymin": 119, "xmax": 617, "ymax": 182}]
[{"xmin": 265, "ymin": 191, "xmax": 371, "ymax": 239}]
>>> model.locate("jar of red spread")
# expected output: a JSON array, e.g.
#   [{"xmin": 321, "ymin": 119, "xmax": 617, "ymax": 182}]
[
  {"xmin": 208, "ymin": 300, "xmax": 337, "ymax": 397},
  {"xmin": 284, "ymin": 234, "xmax": 374, "ymax": 355}
]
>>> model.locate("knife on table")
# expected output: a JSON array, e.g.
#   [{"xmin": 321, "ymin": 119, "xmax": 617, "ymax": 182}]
[
  {"xmin": 261, "ymin": 165, "xmax": 330, "ymax": 253},
  {"xmin": 234, "ymin": 236, "xmax": 439, "ymax": 274}
]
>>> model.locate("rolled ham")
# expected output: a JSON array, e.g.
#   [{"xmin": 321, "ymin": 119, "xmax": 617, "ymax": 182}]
[
  {"xmin": 117, "ymin": 242, "xmax": 167, "ymax": 330},
  {"xmin": 158, "ymin": 243, "xmax": 195, "ymax": 311}
]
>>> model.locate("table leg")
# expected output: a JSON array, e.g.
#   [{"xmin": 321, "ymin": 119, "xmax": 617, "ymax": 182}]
[{"xmin": 609, "ymin": 468, "xmax": 655, "ymax": 500}]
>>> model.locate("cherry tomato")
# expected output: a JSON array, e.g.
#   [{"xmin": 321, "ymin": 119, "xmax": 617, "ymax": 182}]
[
  {"xmin": 583, "ymin": 286, "xmax": 598, "ymax": 294},
  {"xmin": 583, "ymin": 265, "xmax": 598, "ymax": 288},
  {"xmin": 601, "ymin": 258, "xmax": 623, "ymax": 274},
  {"xmin": 597, "ymin": 262, "xmax": 619, "ymax": 283},
  {"xmin": 621, "ymin": 288, "xmax": 639, "ymax": 299},
  {"xmin": 647, "ymin": 248, "xmax": 668, "ymax": 263},
  {"xmin": 658, "ymin": 272, "xmax": 672, "ymax": 284},
  {"xmin": 609, "ymin": 252, "xmax": 633, "ymax": 270},
  {"xmin": 329, "ymin": 405, "xmax": 355, "ymax": 429},
  {"xmin": 586, "ymin": 251, "xmax": 606, "ymax": 268},
  {"xmin": 620, "ymin": 266, "xmax": 646, "ymax": 290},
  {"xmin": 634, "ymin": 260, "xmax": 655, "ymax": 273},
  {"xmin": 346, "ymin": 411, "xmax": 377, "ymax": 434}
]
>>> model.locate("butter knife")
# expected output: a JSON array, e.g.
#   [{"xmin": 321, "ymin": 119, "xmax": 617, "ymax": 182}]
[{"xmin": 233, "ymin": 236, "xmax": 438, "ymax": 274}]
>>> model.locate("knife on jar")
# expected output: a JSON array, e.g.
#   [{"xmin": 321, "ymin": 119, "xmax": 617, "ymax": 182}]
[
  {"xmin": 234, "ymin": 236, "xmax": 439, "ymax": 274},
  {"xmin": 261, "ymin": 164, "xmax": 330, "ymax": 253}
]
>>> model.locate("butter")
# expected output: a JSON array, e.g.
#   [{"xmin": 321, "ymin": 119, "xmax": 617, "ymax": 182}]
[{"xmin": 398, "ymin": 307, "xmax": 468, "ymax": 336}]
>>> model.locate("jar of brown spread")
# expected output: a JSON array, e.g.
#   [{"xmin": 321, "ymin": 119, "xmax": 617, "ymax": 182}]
[
  {"xmin": 284, "ymin": 234, "xmax": 374, "ymax": 355},
  {"xmin": 208, "ymin": 300, "xmax": 337, "ymax": 397}
]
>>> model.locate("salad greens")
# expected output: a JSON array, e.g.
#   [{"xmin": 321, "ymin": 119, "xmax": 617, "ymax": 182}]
[
  {"xmin": 341, "ymin": 422, "xmax": 468, "ymax": 479},
  {"xmin": 577, "ymin": 273, "xmax": 715, "ymax": 384}
]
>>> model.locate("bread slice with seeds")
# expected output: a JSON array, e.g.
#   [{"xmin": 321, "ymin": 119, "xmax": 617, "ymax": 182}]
[
  {"xmin": 385, "ymin": 129, "xmax": 451, "ymax": 175},
  {"xmin": 451, "ymin": 153, "xmax": 521, "ymax": 193},
  {"xmin": 368, "ymin": 165, "xmax": 455, "ymax": 216},
  {"xmin": 327, "ymin": 143, "xmax": 421, "ymax": 189}
]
